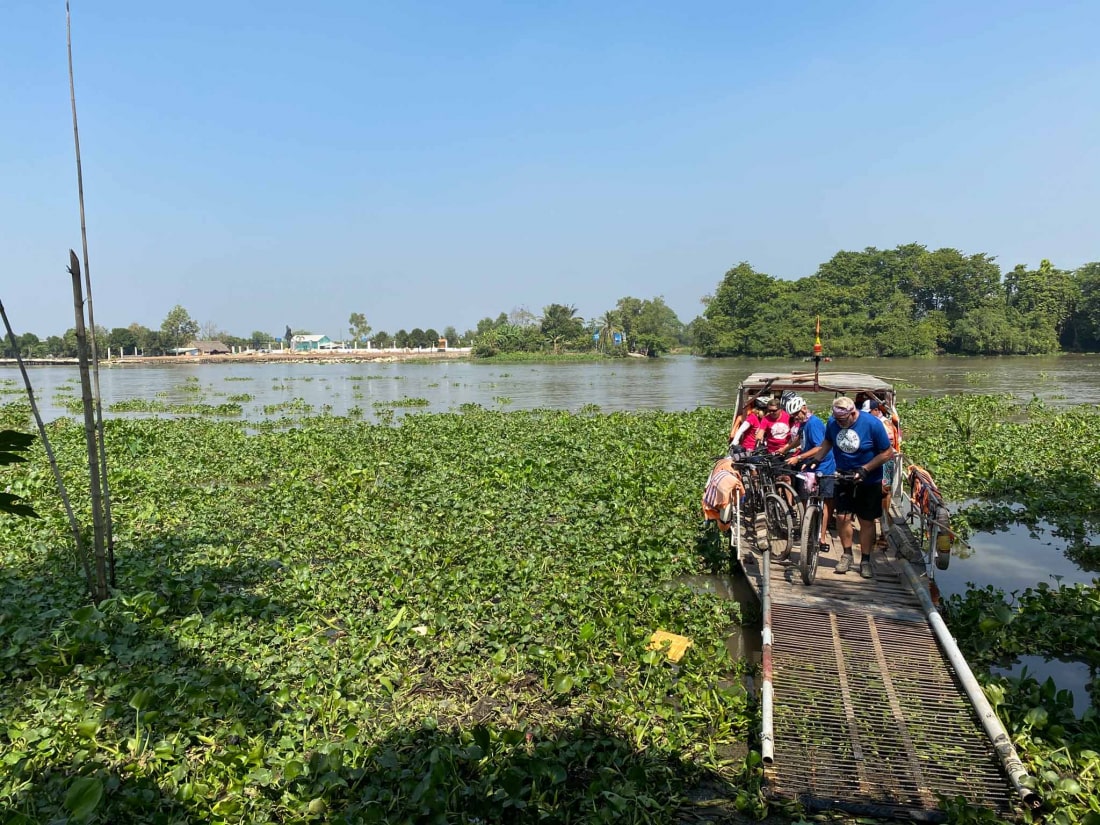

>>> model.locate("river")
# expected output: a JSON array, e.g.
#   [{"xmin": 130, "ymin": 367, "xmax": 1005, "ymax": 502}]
[{"xmin": 5, "ymin": 353, "xmax": 1100, "ymax": 421}]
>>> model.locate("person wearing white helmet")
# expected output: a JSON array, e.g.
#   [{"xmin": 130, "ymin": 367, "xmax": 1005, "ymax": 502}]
[
  {"xmin": 785, "ymin": 397, "xmax": 836, "ymax": 556},
  {"xmin": 788, "ymin": 396, "xmax": 892, "ymax": 578}
]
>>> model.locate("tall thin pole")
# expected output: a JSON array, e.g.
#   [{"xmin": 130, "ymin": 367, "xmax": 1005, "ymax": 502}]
[
  {"xmin": 67, "ymin": 1, "xmax": 115, "ymax": 585},
  {"xmin": 69, "ymin": 253, "xmax": 108, "ymax": 602}
]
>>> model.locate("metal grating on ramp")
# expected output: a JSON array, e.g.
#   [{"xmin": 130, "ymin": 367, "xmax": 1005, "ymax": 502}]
[{"xmin": 768, "ymin": 604, "xmax": 1017, "ymax": 819}]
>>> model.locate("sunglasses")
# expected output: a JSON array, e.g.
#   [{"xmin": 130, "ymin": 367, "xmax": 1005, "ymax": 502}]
[{"xmin": 832, "ymin": 407, "xmax": 856, "ymax": 417}]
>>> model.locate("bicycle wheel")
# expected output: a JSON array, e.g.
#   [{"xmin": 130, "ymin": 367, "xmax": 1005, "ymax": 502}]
[
  {"xmin": 763, "ymin": 493, "xmax": 794, "ymax": 557},
  {"xmin": 775, "ymin": 481, "xmax": 803, "ymax": 527},
  {"xmin": 799, "ymin": 504, "xmax": 823, "ymax": 585}
]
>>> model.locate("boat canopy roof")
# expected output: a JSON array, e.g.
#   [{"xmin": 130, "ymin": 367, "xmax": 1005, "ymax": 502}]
[{"xmin": 738, "ymin": 371, "xmax": 895, "ymax": 394}]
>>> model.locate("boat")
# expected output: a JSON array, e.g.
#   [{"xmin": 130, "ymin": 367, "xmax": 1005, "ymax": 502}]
[{"xmin": 723, "ymin": 367, "xmax": 954, "ymax": 579}]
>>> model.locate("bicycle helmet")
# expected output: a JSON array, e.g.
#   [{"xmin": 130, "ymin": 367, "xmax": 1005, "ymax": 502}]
[
  {"xmin": 779, "ymin": 390, "xmax": 796, "ymax": 405},
  {"xmin": 784, "ymin": 395, "xmax": 806, "ymax": 415},
  {"xmin": 752, "ymin": 395, "xmax": 772, "ymax": 411}
]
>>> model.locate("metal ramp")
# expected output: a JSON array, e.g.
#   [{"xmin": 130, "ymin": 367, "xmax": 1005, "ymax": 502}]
[
  {"xmin": 736, "ymin": 523, "xmax": 1025, "ymax": 820},
  {"xmin": 769, "ymin": 604, "xmax": 1015, "ymax": 819}
]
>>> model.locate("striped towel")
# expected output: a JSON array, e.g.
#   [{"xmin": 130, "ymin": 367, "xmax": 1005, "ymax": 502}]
[{"xmin": 702, "ymin": 458, "xmax": 744, "ymax": 531}]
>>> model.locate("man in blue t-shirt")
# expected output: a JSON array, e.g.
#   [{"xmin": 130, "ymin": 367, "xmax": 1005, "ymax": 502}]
[{"xmin": 789, "ymin": 395, "xmax": 893, "ymax": 578}]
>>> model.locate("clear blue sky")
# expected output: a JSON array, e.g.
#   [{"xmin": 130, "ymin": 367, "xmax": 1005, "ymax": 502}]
[{"xmin": 3, "ymin": 1, "xmax": 1097, "ymax": 339}]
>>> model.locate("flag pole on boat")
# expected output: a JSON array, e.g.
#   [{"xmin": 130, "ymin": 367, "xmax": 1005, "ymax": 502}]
[{"xmin": 812, "ymin": 316, "xmax": 823, "ymax": 391}]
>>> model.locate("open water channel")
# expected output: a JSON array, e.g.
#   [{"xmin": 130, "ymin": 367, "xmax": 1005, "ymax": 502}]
[{"xmin": 4, "ymin": 353, "xmax": 1098, "ymax": 709}]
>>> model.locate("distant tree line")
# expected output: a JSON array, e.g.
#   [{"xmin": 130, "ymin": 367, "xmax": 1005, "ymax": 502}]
[
  {"xmin": 6, "ymin": 245, "xmax": 1099, "ymax": 359},
  {"xmin": 693, "ymin": 245, "xmax": 1100, "ymax": 357},
  {"xmin": 1, "ymin": 305, "xmax": 473, "ymax": 358},
  {"xmin": 471, "ymin": 297, "xmax": 688, "ymax": 358}
]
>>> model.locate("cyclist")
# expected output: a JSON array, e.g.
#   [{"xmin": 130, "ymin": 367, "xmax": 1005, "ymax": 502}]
[
  {"xmin": 785, "ymin": 396, "xmax": 835, "ymax": 555},
  {"xmin": 787, "ymin": 395, "xmax": 892, "ymax": 578},
  {"xmin": 756, "ymin": 397, "xmax": 791, "ymax": 455},
  {"xmin": 728, "ymin": 395, "xmax": 770, "ymax": 453},
  {"xmin": 868, "ymin": 399, "xmax": 900, "ymax": 549}
]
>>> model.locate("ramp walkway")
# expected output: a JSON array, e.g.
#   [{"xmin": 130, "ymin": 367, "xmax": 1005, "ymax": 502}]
[{"xmin": 735, "ymin": 519, "xmax": 1023, "ymax": 820}]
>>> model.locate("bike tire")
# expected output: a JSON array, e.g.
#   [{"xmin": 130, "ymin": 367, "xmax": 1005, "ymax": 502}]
[
  {"xmin": 799, "ymin": 504, "xmax": 823, "ymax": 585},
  {"xmin": 775, "ymin": 481, "xmax": 803, "ymax": 527},
  {"xmin": 763, "ymin": 493, "xmax": 794, "ymax": 557}
]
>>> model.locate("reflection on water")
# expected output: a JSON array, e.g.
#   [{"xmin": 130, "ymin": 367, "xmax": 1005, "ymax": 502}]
[
  {"xmin": 934, "ymin": 522, "xmax": 1096, "ymax": 600},
  {"xmin": 991, "ymin": 655, "xmax": 1094, "ymax": 717}
]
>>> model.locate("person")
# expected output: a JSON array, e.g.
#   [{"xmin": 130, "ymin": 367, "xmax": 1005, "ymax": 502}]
[
  {"xmin": 781, "ymin": 393, "xmax": 805, "ymax": 453},
  {"xmin": 728, "ymin": 396, "xmax": 770, "ymax": 453},
  {"xmin": 755, "ymin": 398, "xmax": 791, "ymax": 455},
  {"xmin": 788, "ymin": 396, "xmax": 892, "ymax": 578},
  {"xmin": 784, "ymin": 396, "xmax": 835, "ymax": 555},
  {"xmin": 868, "ymin": 399, "xmax": 900, "ymax": 547}
]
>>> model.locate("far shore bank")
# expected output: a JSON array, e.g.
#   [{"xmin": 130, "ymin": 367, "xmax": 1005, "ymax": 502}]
[{"xmin": 1, "ymin": 349, "xmax": 474, "ymax": 368}]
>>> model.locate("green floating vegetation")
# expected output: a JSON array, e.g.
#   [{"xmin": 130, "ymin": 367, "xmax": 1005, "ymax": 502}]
[
  {"xmin": 371, "ymin": 397, "xmax": 430, "ymax": 408},
  {"xmin": 900, "ymin": 394, "xmax": 1100, "ymax": 568},
  {"xmin": 223, "ymin": 376, "xmax": 254, "ymax": 382},
  {"xmin": 226, "ymin": 394, "xmax": 254, "ymax": 403},
  {"xmin": 0, "ymin": 406, "xmax": 756, "ymax": 823},
  {"xmin": 107, "ymin": 399, "xmax": 244, "ymax": 416},
  {"xmin": 0, "ymin": 396, "xmax": 1094, "ymax": 823},
  {"xmin": 262, "ymin": 398, "xmax": 313, "ymax": 415}
]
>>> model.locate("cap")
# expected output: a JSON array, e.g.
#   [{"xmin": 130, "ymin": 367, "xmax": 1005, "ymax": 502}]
[{"xmin": 831, "ymin": 396, "xmax": 857, "ymax": 414}]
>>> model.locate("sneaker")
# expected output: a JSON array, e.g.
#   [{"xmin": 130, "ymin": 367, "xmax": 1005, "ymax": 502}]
[
  {"xmin": 818, "ymin": 542, "xmax": 830, "ymax": 556},
  {"xmin": 835, "ymin": 554, "xmax": 852, "ymax": 574},
  {"xmin": 860, "ymin": 559, "xmax": 873, "ymax": 579}
]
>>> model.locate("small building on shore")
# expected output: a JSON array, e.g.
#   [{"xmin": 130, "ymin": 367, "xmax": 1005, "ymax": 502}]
[
  {"xmin": 292, "ymin": 335, "xmax": 331, "ymax": 352},
  {"xmin": 188, "ymin": 341, "xmax": 230, "ymax": 355}
]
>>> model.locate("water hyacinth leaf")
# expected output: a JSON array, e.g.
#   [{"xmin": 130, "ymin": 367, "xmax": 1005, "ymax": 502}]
[
  {"xmin": 130, "ymin": 688, "xmax": 155, "ymax": 711},
  {"xmin": 1057, "ymin": 777, "xmax": 1082, "ymax": 795},
  {"xmin": 63, "ymin": 776, "xmax": 103, "ymax": 820},
  {"xmin": 1024, "ymin": 707, "xmax": 1049, "ymax": 728}
]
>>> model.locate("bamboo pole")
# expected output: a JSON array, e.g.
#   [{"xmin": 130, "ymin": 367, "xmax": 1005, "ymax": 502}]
[
  {"xmin": 69, "ymin": 254, "xmax": 108, "ymax": 602},
  {"xmin": 0, "ymin": 298, "xmax": 96, "ymax": 596},
  {"xmin": 67, "ymin": 1, "xmax": 115, "ymax": 586}
]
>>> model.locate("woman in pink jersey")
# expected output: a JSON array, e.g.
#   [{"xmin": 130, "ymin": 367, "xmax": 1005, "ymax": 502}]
[
  {"xmin": 756, "ymin": 398, "xmax": 792, "ymax": 454},
  {"xmin": 729, "ymin": 396, "xmax": 771, "ymax": 452}
]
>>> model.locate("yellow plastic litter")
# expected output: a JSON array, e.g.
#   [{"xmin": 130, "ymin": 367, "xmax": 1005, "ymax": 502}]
[{"xmin": 647, "ymin": 630, "xmax": 692, "ymax": 663}]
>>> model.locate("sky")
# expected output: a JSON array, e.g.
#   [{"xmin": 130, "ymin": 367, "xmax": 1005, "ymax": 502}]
[{"xmin": 2, "ymin": 1, "xmax": 1098, "ymax": 340}]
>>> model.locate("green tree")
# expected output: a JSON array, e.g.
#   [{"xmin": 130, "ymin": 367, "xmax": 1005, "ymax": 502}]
[
  {"xmin": 595, "ymin": 310, "xmax": 623, "ymax": 353},
  {"xmin": 160, "ymin": 305, "xmax": 199, "ymax": 352},
  {"xmin": 540, "ymin": 304, "xmax": 584, "ymax": 353},
  {"xmin": 107, "ymin": 327, "xmax": 137, "ymax": 354},
  {"xmin": 249, "ymin": 330, "xmax": 274, "ymax": 350},
  {"xmin": 1004, "ymin": 260, "xmax": 1077, "ymax": 353},
  {"xmin": 348, "ymin": 312, "xmax": 372, "ymax": 347},
  {"xmin": 1069, "ymin": 262, "xmax": 1100, "ymax": 351},
  {"xmin": 441, "ymin": 326, "xmax": 459, "ymax": 346},
  {"xmin": 698, "ymin": 263, "xmax": 787, "ymax": 355},
  {"xmin": 370, "ymin": 330, "xmax": 391, "ymax": 349}
]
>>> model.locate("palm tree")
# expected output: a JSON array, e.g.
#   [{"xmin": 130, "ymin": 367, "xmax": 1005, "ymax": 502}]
[
  {"xmin": 540, "ymin": 304, "xmax": 583, "ymax": 354},
  {"xmin": 596, "ymin": 310, "xmax": 622, "ymax": 353}
]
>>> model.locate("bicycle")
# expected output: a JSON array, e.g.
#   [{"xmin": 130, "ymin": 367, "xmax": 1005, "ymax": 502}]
[
  {"xmin": 905, "ymin": 463, "xmax": 954, "ymax": 573},
  {"xmin": 796, "ymin": 470, "xmax": 860, "ymax": 585},
  {"xmin": 731, "ymin": 450, "xmax": 798, "ymax": 558}
]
